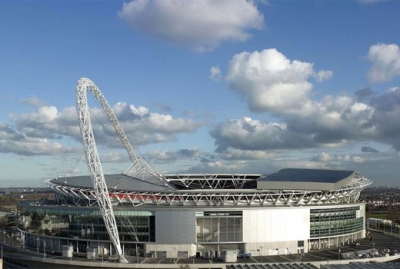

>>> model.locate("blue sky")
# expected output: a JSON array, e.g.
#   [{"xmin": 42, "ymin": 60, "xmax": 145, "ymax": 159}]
[{"xmin": 1, "ymin": 0, "xmax": 400, "ymax": 187}]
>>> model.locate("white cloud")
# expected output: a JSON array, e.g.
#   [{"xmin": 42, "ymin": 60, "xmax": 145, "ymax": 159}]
[
  {"xmin": 211, "ymin": 47, "xmax": 400, "ymax": 153},
  {"xmin": 352, "ymin": 156, "xmax": 365, "ymax": 163},
  {"xmin": 209, "ymin": 91, "xmax": 380, "ymax": 152},
  {"xmin": 0, "ymin": 124, "xmax": 72, "ymax": 156},
  {"xmin": 337, "ymin": 154, "xmax": 365, "ymax": 164},
  {"xmin": 210, "ymin": 117, "xmax": 316, "ymax": 152},
  {"xmin": 20, "ymin": 96, "xmax": 46, "ymax": 107},
  {"xmin": 182, "ymin": 160, "xmax": 248, "ymax": 174},
  {"xmin": 147, "ymin": 148, "xmax": 202, "ymax": 162},
  {"xmin": 210, "ymin": 66, "xmax": 222, "ymax": 81},
  {"xmin": 5, "ymin": 101, "xmax": 201, "ymax": 156},
  {"xmin": 225, "ymin": 48, "xmax": 332, "ymax": 113},
  {"xmin": 219, "ymin": 149, "xmax": 272, "ymax": 160},
  {"xmin": 101, "ymin": 152, "xmax": 129, "ymax": 163},
  {"xmin": 119, "ymin": 0, "xmax": 264, "ymax": 51},
  {"xmin": 367, "ymin": 43, "xmax": 400, "ymax": 83},
  {"xmin": 210, "ymin": 45, "xmax": 400, "ymax": 154},
  {"xmin": 311, "ymin": 152, "xmax": 365, "ymax": 165},
  {"xmin": 311, "ymin": 152, "xmax": 334, "ymax": 162},
  {"xmin": 313, "ymin": 70, "xmax": 333, "ymax": 82}
]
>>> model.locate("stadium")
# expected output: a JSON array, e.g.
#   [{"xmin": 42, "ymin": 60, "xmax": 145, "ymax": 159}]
[{"xmin": 16, "ymin": 78, "xmax": 372, "ymax": 264}]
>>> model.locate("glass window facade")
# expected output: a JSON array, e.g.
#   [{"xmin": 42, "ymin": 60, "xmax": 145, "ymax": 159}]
[
  {"xmin": 196, "ymin": 211, "xmax": 242, "ymax": 243},
  {"xmin": 310, "ymin": 206, "xmax": 363, "ymax": 238},
  {"xmin": 18, "ymin": 204, "xmax": 155, "ymax": 242}
]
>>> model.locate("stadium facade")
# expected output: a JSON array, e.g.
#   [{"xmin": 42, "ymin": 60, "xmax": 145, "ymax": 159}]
[
  {"xmin": 17, "ymin": 169, "xmax": 371, "ymax": 259},
  {"xmin": 16, "ymin": 78, "xmax": 372, "ymax": 261}
]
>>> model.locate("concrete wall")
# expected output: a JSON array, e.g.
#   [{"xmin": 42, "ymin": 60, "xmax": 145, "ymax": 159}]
[
  {"xmin": 144, "ymin": 243, "xmax": 196, "ymax": 258},
  {"xmin": 155, "ymin": 210, "xmax": 196, "ymax": 244},
  {"xmin": 242, "ymin": 207, "xmax": 310, "ymax": 256},
  {"xmin": 243, "ymin": 208, "xmax": 310, "ymax": 242}
]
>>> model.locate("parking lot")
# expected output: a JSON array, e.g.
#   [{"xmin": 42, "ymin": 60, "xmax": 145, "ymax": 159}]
[{"xmin": 135, "ymin": 230, "xmax": 400, "ymax": 265}]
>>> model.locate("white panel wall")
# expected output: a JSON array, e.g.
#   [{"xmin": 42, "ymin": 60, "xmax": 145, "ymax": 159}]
[
  {"xmin": 155, "ymin": 210, "xmax": 196, "ymax": 244},
  {"xmin": 243, "ymin": 208, "xmax": 310, "ymax": 242}
]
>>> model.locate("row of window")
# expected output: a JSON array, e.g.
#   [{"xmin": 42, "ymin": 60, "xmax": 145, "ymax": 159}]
[
  {"xmin": 196, "ymin": 216, "xmax": 243, "ymax": 242},
  {"xmin": 310, "ymin": 206, "xmax": 360, "ymax": 214},
  {"xmin": 310, "ymin": 218, "xmax": 364, "ymax": 237},
  {"xmin": 19, "ymin": 204, "xmax": 364, "ymax": 243},
  {"xmin": 311, "ymin": 212, "xmax": 356, "ymax": 222}
]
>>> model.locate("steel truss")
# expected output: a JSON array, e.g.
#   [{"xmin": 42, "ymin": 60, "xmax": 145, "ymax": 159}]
[
  {"xmin": 45, "ymin": 176, "xmax": 371, "ymax": 207},
  {"xmin": 164, "ymin": 174, "xmax": 261, "ymax": 189},
  {"xmin": 76, "ymin": 78, "xmax": 127, "ymax": 263}
]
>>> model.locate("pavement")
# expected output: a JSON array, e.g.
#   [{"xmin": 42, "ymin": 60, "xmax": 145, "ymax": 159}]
[{"xmin": 2, "ymin": 230, "xmax": 400, "ymax": 266}]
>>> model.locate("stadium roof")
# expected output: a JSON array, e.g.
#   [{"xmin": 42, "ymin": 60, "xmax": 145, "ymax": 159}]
[
  {"xmin": 52, "ymin": 168, "xmax": 363, "ymax": 193},
  {"xmin": 257, "ymin": 168, "xmax": 359, "ymax": 191},
  {"xmin": 52, "ymin": 174, "xmax": 171, "ymax": 192}
]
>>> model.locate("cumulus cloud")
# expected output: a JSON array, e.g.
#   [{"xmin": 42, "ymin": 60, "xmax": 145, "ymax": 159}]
[
  {"xmin": 210, "ymin": 46, "xmax": 400, "ymax": 154},
  {"xmin": 313, "ymin": 70, "xmax": 333, "ymax": 82},
  {"xmin": 107, "ymin": 103, "xmax": 200, "ymax": 147},
  {"xmin": 9, "ymin": 106, "xmax": 79, "ymax": 140},
  {"xmin": 210, "ymin": 117, "xmax": 316, "ymax": 152},
  {"xmin": 367, "ymin": 43, "xmax": 400, "ymax": 83},
  {"xmin": 147, "ymin": 148, "xmax": 202, "ymax": 163},
  {"xmin": 337, "ymin": 154, "xmax": 365, "ymax": 164},
  {"xmin": 311, "ymin": 152, "xmax": 364, "ymax": 165},
  {"xmin": 0, "ymin": 123, "xmax": 73, "ymax": 156},
  {"xmin": 311, "ymin": 152, "xmax": 334, "ymax": 162},
  {"xmin": 20, "ymin": 96, "xmax": 46, "ymax": 107},
  {"xmin": 220, "ymin": 86, "xmax": 400, "ymax": 152},
  {"xmin": 225, "ymin": 48, "xmax": 333, "ymax": 113},
  {"xmin": 182, "ymin": 159, "xmax": 248, "ymax": 174},
  {"xmin": 100, "ymin": 152, "xmax": 129, "ymax": 163},
  {"xmin": 209, "ymin": 92, "xmax": 378, "ymax": 152},
  {"xmin": 119, "ymin": 0, "xmax": 264, "ymax": 51},
  {"xmin": 209, "ymin": 89, "xmax": 386, "ymax": 153},
  {"xmin": 210, "ymin": 66, "xmax": 222, "ymax": 81},
  {"xmin": 5, "ymin": 102, "xmax": 201, "ymax": 156},
  {"xmin": 219, "ymin": 149, "xmax": 272, "ymax": 160}
]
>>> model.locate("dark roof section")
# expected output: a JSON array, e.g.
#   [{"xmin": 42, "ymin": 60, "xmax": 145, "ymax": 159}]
[
  {"xmin": 263, "ymin": 168, "xmax": 354, "ymax": 183},
  {"xmin": 52, "ymin": 174, "xmax": 172, "ymax": 192},
  {"xmin": 257, "ymin": 168, "xmax": 358, "ymax": 191}
]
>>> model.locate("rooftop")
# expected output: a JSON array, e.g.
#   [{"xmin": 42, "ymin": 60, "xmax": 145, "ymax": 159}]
[{"xmin": 257, "ymin": 168, "xmax": 359, "ymax": 191}]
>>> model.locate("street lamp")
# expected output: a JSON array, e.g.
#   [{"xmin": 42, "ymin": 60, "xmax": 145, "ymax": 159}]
[
  {"xmin": 136, "ymin": 246, "xmax": 139, "ymax": 265},
  {"xmin": 373, "ymin": 242, "xmax": 375, "ymax": 257},
  {"xmin": 43, "ymin": 241, "xmax": 46, "ymax": 259},
  {"xmin": 101, "ymin": 244, "xmax": 104, "ymax": 262},
  {"xmin": 36, "ymin": 238, "xmax": 39, "ymax": 253},
  {"xmin": 259, "ymin": 246, "xmax": 263, "ymax": 263}
]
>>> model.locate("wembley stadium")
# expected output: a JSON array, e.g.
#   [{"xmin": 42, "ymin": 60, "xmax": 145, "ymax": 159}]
[{"xmin": 16, "ymin": 78, "xmax": 372, "ymax": 264}]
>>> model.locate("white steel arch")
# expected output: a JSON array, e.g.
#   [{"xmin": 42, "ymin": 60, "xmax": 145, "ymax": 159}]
[
  {"xmin": 77, "ymin": 77, "xmax": 162, "ymax": 263},
  {"xmin": 77, "ymin": 77, "xmax": 169, "ymax": 183}
]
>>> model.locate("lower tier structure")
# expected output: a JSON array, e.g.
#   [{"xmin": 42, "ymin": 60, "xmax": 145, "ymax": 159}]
[{"xmin": 17, "ymin": 202, "xmax": 366, "ymax": 259}]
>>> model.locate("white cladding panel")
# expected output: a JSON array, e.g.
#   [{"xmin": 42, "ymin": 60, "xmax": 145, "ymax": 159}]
[
  {"xmin": 155, "ymin": 210, "xmax": 196, "ymax": 244},
  {"xmin": 243, "ymin": 208, "xmax": 310, "ymax": 242}
]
